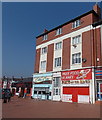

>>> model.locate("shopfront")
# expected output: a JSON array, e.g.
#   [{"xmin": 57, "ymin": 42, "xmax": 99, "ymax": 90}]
[
  {"xmin": 61, "ymin": 68, "xmax": 92, "ymax": 103},
  {"xmin": 32, "ymin": 73, "xmax": 53, "ymax": 100},
  {"xmin": 95, "ymin": 67, "xmax": 102, "ymax": 101}
]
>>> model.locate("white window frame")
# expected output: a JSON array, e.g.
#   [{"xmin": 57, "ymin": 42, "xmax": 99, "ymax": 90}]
[
  {"xmin": 55, "ymin": 42, "xmax": 62, "ymax": 50},
  {"xmin": 72, "ymin": 19, "xmax": 80, "ymax": 28},
  {"xmin": 41, "ymin": 47, "xmax": 47, "ymax": 54},
  {"xmin": 72, "ymin": 53, "xmax": 81, "ymax": 64},
  {"xmin": 72, "ymin": 35, "xmax": 81, "ymax": 45},
  {"xmin": 40, "ymin": 61, "xmax": 46, "ymax": 70},
  {"xmin": 53, "ymin": 77, "xmax": 60, "ymax": 87},
  {"xmin": 53, "ymin": 88, "xmax": 60, "ymax": 95},
  {"xmin": 56, "ymin": 28, "xmax": 62, "ymax": 35},
  {"xmin": 55, "ymin": 57, "xmax": 61, "ymax": 67},
  {"xmin": 43, "ymin": 34, "xmax": 48, "ymax": 40}
]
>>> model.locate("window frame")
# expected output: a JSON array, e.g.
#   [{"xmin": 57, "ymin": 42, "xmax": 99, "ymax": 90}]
[
  {"xmin": 55, "ymin": 41, "xmax": 62, "ymax": 50},
  {"xmin": 72, "ymin": 53, "xmax": 81, "ymax": 64},
  {"xmin": 40, "ymin": 60, "xmax": 46, "ymax": 70},
  {"xmin": 72, "ymin": 35, "xmax": 81, "ymax": 45},
  {"xmin": 55, "ymin": 57, "xmax": 61, "ymax": 67},
  {"xmin": 72, "ymin": 19, "xmax": 80, "ymax": 29},
  {"xmin": 56, "ymin": 28, "xmax": 62, "ymax": 35},
  {"xmin": 43, "ymin": 34, "xmax": 48, "ymax": 40},
  {"xmin": 41, "ymin": 47, "xmax": 47, "ymax": 54}
]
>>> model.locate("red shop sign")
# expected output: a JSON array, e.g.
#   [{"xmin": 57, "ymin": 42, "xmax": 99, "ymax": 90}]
[{"xmin": 61, "ymin": 68, "xmax": 92, "ymax": 80}]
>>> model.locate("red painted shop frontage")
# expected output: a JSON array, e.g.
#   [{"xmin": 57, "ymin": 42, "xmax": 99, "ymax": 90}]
[{"xmin": 61, "ymin": 68, "xmax": 94, "ymax": 104}]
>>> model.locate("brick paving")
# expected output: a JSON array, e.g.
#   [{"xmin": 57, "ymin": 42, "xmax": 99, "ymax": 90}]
[{"xmin": 2, "ymin": 96, "xmax": 101, "ymax": 118}]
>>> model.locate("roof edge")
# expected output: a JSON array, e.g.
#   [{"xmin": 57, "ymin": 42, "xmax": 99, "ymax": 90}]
[{"xmin": 36, "ymin": 10, "xmax": 99, "ymax": 38}]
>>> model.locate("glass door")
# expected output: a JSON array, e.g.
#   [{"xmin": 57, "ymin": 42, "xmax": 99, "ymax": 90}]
[
  {"xmin": 53, "ymin": 77, "xmax": 61, "ymax": 101},
  {"xmin": 97, "ymin": 82, "xmax": 102, "ymax": 100}
]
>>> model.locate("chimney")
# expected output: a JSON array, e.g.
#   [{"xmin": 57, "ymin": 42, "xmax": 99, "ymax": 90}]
[
  {"xmin": 44, "ymin": 29, "xmax": 48, "ymax": 33},
  {"xmin": 93, "ymin": 4, "xmax": 101, "ymax": 17}
]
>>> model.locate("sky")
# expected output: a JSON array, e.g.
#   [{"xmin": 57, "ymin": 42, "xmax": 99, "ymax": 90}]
[{"xmin": 2, "ymin": 2, "xmax": 100, "ymax": 78}]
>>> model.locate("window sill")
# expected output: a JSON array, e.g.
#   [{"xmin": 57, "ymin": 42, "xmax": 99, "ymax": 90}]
[
  {"xmin": 41, "ymin": 53, "xmax": 47, "ymax": 55},
  {"xmin": 71, "ymin": 63, "xmax": 82, "ymax": 66},
  {"xmin": 54, "ymin": 66, "xmax": 61, "ymax": 68},
  {"xmin": 72, "ymin": 42, "xmax": 82, "ymax": 46},
  {"xmin": 72, "ymin": 25, "xmax": 81, "ymax": 30},
  {"xmin": 55, "ymin": 33, "xmax": 62, "ymax": 36},
  {"xmin": 54, "ymin": 48, "xmax": 62, "ymax": 51}
]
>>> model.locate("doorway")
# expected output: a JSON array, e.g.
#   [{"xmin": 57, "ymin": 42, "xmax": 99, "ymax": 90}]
[{"xmin": 97, "ymin": 82, "xmax": 102, "ymax": 101}]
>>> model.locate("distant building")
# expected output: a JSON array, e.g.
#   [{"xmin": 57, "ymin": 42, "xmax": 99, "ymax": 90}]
[
  {"xmin": 2, "ymin": 76, "xmax": 33, "ymax": 97},
  {"xmin": 32, "ymin": 4, "xmax": 102, "ymax": 104}
]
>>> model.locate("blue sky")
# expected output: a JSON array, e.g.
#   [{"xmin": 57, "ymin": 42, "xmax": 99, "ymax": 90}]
[{"xmin": 2, "ymin": 2, "xmax": 99, "ymax": 78}]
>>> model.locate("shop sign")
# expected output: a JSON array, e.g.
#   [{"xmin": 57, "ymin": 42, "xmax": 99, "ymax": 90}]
[
  {"xmin": 62, "ymin": 80, "xmax": 90, "ymax": 84},
  {"xmin": 62, "ymin": 68, "xmax": 92, "ymax": 81},
  {"xmin": 34, "ymin": 76, "xmax": 52, "ymax": 83}
]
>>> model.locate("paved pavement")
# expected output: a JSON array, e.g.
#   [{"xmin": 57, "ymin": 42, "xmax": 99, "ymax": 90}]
[{"xmin": 2, "ymin": 96, "xmax": 101, "ymax": 118}]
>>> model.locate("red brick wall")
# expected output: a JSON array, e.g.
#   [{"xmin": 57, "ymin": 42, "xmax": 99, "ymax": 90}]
[
  {"xmin": 82, "ymin": 30, "xmax": 92, "ymax": 67},
  {"xmin": 36, "ymin": 13, "xmax": 94, "ymax": 46},
  {"xmin": 94, "ymin": 28, "xmax": 102, "ymax": 66},
  {"xmin": 46, "ymin": 44, "xmax": 54, "ymax": 72},
  {"xmin": 62, "ymin": 38, "xmax": 71, "ymax": 70},
  {"xmin": 34, "ymin": 48, "xmax": 41, "ymax": 73}
]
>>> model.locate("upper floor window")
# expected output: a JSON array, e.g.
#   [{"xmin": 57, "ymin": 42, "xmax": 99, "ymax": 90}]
[
  {"xmin": 55, "ymin": 42, "xmax": 62, "ymax": 50},
  {"xmin": 72, "ymin": 19, "xmax": 80, "ymax": 28},
  {"xmin": 41, "ymin": 61, "xmax": 46, "ymax": 70},
  {"xmin": 56, "ymin": 28, "xmax": 62, "ymax": 35},
  {"xmin": 43, "ymin": 34, "xmax": 48, "ymax": 40},
  {"xmin": 42, "ymin": 47, "xmax": 47, "ymax": 54},
  {"xmin": 72, "ymin": 35, "xmax": 81, "ymax": 45},
  {"xmin": 72, "ymin": 53, "xmax": 81, "ymax": 64},
  {"xmin": 55, "ymin": 57, "xmax": 61, "ymax": 67}
]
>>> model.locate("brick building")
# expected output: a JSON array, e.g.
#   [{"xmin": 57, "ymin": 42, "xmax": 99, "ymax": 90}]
[
  {"xmin": 2, "ymin": 76, "xmax": 33, "ymax": 97},
  {"xmin": 32, "ymin": 4, "xmax": 102, "ymax": 104}
]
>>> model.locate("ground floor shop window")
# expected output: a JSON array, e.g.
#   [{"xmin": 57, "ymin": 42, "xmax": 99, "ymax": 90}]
[
  {"xmin": 34, "ymin": 91, "xmax": 37, "ymax": 94},
  {"xmin": 53, "ymin": 88, "xmax": 60, "ymax": 95}
]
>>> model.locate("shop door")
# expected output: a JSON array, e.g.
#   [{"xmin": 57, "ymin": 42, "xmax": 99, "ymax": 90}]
[
  {"xmin": 53, "ymin": 88, "xmax": 60, "ymax": 101},
  {"xmin": 63, "ymin": 87, "xmax": 89, "ymax": 103},
  {"xmin": 72, "ymin": 89, "xmax": 78, "ymax": 103},
  {"xmin": 53, "ymin": 77, "xmax": 61, "ymax": 101},
  {"xmin": 97, "ymin": 83, "xmax": 102, "ymax": 100}
]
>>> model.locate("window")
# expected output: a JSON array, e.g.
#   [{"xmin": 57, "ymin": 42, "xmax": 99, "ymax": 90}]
[
  {"xmin": 41, "ymin": 61, "xmax": 46, "ymax": 70},
  {"xmin": 56, "ymin": 28, "xmax": 62, "ymax": 35},
  {"xmin": 72, "ymin": 35, "xmax": 81, "ymax": 45},
  {"xmin": 42, "ymin": 47, "xmax": 47, "ymax": 54},
  {"xmin": 72, "ymin": 53, "xmax": 81, "ymax": 64},
  {"xmin": 53, "ymin": 88, "xmax": 60, "ymax": 95},
  {"xmin": 43, "ymin": 34, "xmax": 47, "ymax": 40},
  {"xmin": 72, "ymin": 19, "xmax": 80, "ymax": 28},
  {"xmin": 55, "ymin": 42, "xmax": 62, "ymax": 50},
  {"xmin": 34, "ymin": 91, "xmax": 37, "ymax": 94},
  {"xmin": 53, "ymin": 77, "xmax": 60, "ymax": 87},
  {"xmin": 38, "ymin": 91, "xmax": 41, "ymax": 94},
  {"xmin": 55, "ymin": 57, "xmax": 61, "ymax": 67}
]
